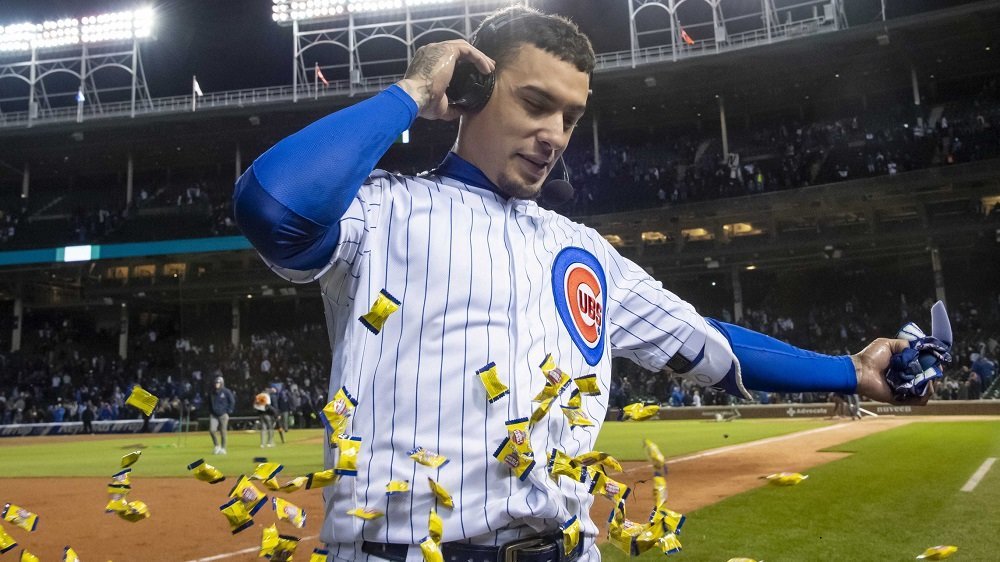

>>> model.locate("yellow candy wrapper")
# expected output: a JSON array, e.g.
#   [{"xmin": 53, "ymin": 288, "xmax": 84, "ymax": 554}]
[
  {"xmin": 533, "ymin": 372, "xmax": 571, "ymax": 401},
  {"xmin": 347, "ymin": 507, "xmax": 384, "ymax": 520},
  {"xmin": 260, "ymin": 524, "xmax": 280, "ymax": 558},
  {"xmin": 573, "ymin": 451, "xmax": 622, "ymax": 474},
  {"xmin": 110, "ymin": 468, "xmax": 131, "ymax": 486},
  {"xmin": 125, "ymin": 384, "xmax": 158, "ymax": 416},
  {"xmin": 765, "ymin": 472, "xmax": 808, "ymax": 486},
  {"xmin": 335, "ymin": 435, "xmax": 363, "ymax": 476},
  {"xmin": 529, "ymin": 396, "xmax": 555, "ymax": 428},
  {"xmin": 493, "ymin": 436, "xmax": 536, "ymax": 481},
  {"xmin": 567, "ymin": 388, "xmax": 582, "ymax": 408},
  {"xmin": 263, "ymin": 478, "xmax": 281, "ymax": 491},
  {"xmin": 427, "ymin": 478, "xmax": 454, "ymax": 509},
  {"xmin": 561, "ymin": 405, "xmax": 595, "ymax": 427},
  {"xmin": 63, "ymin": 546, "xmax": 80, "ymax": 562},
  {"xmin": 229, "ymin": 475, "xmax": 268, "ymax": 515},
  {"xmin": 476, "ymin": 362, "xmax": 510, "ymax": 403},
  {"xmin": 573, "ymin": 373, "xmax": 601, "ymax": 396},
  {"xmin": 621, "ymin": 402, "xmax": 659, "ymax": 421},
  {"xmin": 19, "ymin": 550, "xmax": 39, "ymax": 562},
  {"xmin": 359, "ymin": 289, "xmax": 400, "ymax": 334},
  {"xmin": 309, "ymin": 548, "xmax": 330, "ymax": 562},
  {"xmin": 650, "ymin": 504, "xmax": 686, "ymax": 534},
  {"xmin": 534, "ymin": 354, "xmax": 571, "ymax": 400},
  {"xmin": 0, "ymin": 526, "xmax": 16, "ymax": 554},
  {"xmin": 271, "ymin": 535, "xmax": 300, "ymax": 562},
  {"xmin": 187, "ymin": 459, "xmax": 226, "ymax": 484},
  {"xmin": 588, "ymin": 471, "xmax": 630, "ymax": 505},
  {"xmin": 251, "ymin": 462, "xmax": 284, "ymax": 482},
  {"xmin": 105, "ymin": 484, "xmax": 131, "ymax": 513},
  {"xmin": 653, "ymin": 474, "xmax": 668, "ymax": 506},
  {"xmin": 2, "ymin": 504, "xmax": 38, "ymax": 532},
  {"xmin": 120, "ymin": 450, "xmax": 142, "ymax": 468},
  {"xmin": 321, "ymin": 387, "xmax": 358, "ymax": 444},
  {"xmin": 306, "ymin": 469, "xmax": 339, "ymax": 490},
  {"xmin": 117, "ymin": 500, "xmax": 150, "ymax": 523},
  {"xmin": 219, "ymin": 497, "xmax": 255, "ymax": 535},
  {"xmin": 658, "ymin": 533, "xmax": 682, "ymax": 556},
  {"xmin": 279, "ymin": 475, "xmax": 310, "ymax": 493},
  {"xmin": 409, "ymin": 446, "xmax": 450, "ymax": 468},
  {"xmin": 385, "ymin": 480, "xmax": 410, "ymax": 496},
  {"xmin": 428, "ymin": 508, "xmax": 443, "ymax": 544},
  {"xmin": 917, "ymin": 545, "xmax": 959, "ymax": 560},
  {"xmin": 273, "ymin": 497, "xmax": 307, "ymax": 529},
  {"xmin": 561, "ymin": 515, "xmax": 581, "ymax": 556},
  {"xmin": 607, "ymin": 508, "xmax": 644, "ymax": 556},
  {"xmin": 505, "ymin": 417, "xmax": 533, "ymax": 456},
  {"xmin": 644, "ymin": 439, "xmax": 666, "ymax": 471},
  {"xmin": 547, "ymin": 449, "xmax": 586, "ymax": 483},
  {"xmin": 538, "ymin": 353, "xmax": 557, "ymax": 374},
  {"xmin": 419, "ymin": 536, "xmax": 444, "ymax": 562}
]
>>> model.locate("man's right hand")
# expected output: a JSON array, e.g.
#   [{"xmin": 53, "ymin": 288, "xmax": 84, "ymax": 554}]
[{"xmin": 396, "ymin": 39, "xmax": 495, "ymax": 121}]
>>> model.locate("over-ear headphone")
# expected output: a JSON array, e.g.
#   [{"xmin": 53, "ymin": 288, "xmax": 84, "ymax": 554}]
[{"xmin": 446, "ymin": 12, "xmax": 534, "ymax": 111}]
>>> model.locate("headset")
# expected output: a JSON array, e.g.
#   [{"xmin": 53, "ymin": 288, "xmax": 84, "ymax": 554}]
[{"xmin": 446, "ymin": 12, "xmax": 534, "ymax": 111}]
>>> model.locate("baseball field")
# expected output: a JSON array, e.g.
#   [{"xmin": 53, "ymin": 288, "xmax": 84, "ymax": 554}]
[{"xmin": 0, "ymin": 416, "xmax": 996, "ymax": 561}]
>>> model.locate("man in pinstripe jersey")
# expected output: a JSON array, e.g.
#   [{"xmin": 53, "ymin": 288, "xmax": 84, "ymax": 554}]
[{"xmin": 234, "ymin": 6, "xmax": 922, "ymax": 561}]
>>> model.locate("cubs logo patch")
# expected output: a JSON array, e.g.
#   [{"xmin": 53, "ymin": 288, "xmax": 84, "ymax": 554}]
[{"xmin": 552, "ymin": 247, "xmax": 607, "ymax": 366}]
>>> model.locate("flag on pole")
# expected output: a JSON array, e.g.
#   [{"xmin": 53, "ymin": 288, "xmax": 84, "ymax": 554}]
[
  {"xmin": 76, "ymin": 88, "xmax": 85, "ymax": 103},
  {"xmin": 315, "ymin": 63, "xmax": 329, "ymax": 87},
  {"xmin": 680, "ymin": 27, "xmax": 695, "ymax": 46},
  {"xmin": 193, "ymin": 76, "xmax": 204, "ymax": 97}
]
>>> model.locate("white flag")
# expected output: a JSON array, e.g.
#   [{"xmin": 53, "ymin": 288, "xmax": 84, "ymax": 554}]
[
  {"xmin": 193, "ymin": 76, "xmax": 204, "ymax": 97},
  {"xmin": 76, "ymin": 88, "xmax": 85, "ymax": 103}
]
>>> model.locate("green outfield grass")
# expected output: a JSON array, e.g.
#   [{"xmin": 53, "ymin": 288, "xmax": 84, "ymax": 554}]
[
  {"xmin": 0, "ymin": 429, "xmax": 327, "ymax": 478},
  {"xmin": 599, "ymin": 420, "xmax": 1000, "ymax": 561},
  {"xmin": 594, "ymin": 418, "xmax": 832, "ymax": 460},
  {"xmin": 0, "ymin": 419, "xmax": 828, "ymax": 478}
]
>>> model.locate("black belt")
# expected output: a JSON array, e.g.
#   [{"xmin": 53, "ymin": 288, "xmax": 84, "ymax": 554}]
[{"xmin": 361, "ymin": 530, "xmax": 582, "ymax": 562}]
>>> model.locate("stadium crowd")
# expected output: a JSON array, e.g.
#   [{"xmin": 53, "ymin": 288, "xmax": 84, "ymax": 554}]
[
  {"xmin": 2, "ymin": 81, "xmax": 999, "ymax": 249},
  {"xmin": 0, "ymin": 291, "xmax": 996, "ymax": 427},
  {"xmin": 0, "ymin": 319, "xmax": 331, "ymax": 429},
  {"xmin": 609, "ymin": 295, "xmax": 1000, "ymax": 408},
  {"xmin": 564, "ymin": 79, "xmax": 1000, "ymax": 214}
]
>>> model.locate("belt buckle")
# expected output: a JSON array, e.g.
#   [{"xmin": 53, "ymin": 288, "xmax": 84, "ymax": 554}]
[{"xmin": 499, "ymin": 537, "xmax": 548, "ymax": 562}]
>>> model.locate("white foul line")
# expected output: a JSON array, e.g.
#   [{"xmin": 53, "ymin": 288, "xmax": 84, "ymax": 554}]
[
  {"xmin": 960, "ymin": 457, "xmax": 997, "ymax": 492},
  {"xmin": 185, "ymin": 535, "xmax": 318, "ymax": 562},
  {"xmin": 624, "ymin": 422, "xmax": 851, "ymax": 475}
]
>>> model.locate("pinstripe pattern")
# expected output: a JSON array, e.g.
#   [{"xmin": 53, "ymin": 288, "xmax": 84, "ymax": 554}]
[{"xmin": 263, "ymin": 168, "xmax": 709, "ymax": 562}]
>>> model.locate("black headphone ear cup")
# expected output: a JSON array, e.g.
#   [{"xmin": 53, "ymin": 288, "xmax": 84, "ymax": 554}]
[{"xmin": 447, "ymin": 62, "xmax": 494, "ymax": 111}]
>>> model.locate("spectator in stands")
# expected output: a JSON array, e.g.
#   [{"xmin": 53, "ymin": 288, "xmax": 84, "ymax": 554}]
[{"xmin": 207, "ymin": 376, "xmax": 235, "ymax": 455}]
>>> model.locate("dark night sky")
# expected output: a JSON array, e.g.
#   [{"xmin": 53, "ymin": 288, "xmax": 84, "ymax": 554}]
[{"xmin": 0, "ymin": 0, "xmax": 968, "ymax": 98}]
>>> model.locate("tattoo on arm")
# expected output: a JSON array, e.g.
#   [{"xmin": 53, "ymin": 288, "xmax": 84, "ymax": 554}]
[{"xmin": 404, "ymin": 45, "xmax": 447, "ymax": 102}]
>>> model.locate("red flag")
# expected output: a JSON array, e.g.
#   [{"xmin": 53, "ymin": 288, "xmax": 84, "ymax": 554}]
[
  {"xmin": 316, "ymin": 65, "xmax": 329, "ymax": 86},
  {"xmin": 680, "ymin": 28, "xmax": 695, "ymax": 46}
]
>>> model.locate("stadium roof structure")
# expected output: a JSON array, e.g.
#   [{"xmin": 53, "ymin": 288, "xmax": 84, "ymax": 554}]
[{"xmin": 7, "ymin": 0, "xmax": 992, "ymax": 130}]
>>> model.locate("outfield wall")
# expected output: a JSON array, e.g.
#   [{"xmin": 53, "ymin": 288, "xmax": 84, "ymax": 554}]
[
  {"xmin": 607, "ymin": 400, "xmax": 1000, "ymax": 421},
  {"xmin": 0, "ymin": 419, "xmax": 177, "ymax": 437}
]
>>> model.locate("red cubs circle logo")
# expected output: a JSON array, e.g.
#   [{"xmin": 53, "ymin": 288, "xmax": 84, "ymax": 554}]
[{"xmin": 565, "ymin": 264, "xmax": 603, "ymax": 347}]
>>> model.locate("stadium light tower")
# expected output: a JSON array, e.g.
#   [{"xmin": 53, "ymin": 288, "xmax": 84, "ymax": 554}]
[
  {"xmin": 0, "ymin": 7, "xmax": 155, "ymax": 126},
  {"xmin": 271, "ymin": 0, "xmax": 508, "ymax": 102}
]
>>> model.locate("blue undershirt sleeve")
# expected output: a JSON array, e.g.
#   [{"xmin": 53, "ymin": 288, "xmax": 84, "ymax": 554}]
[
  {"xmin": 233, "ymin": 85, "xmax": 418, "ymax": 270},
  {"xmin": 708, "ymin": 319, "xmax": 857, "ymax": 394}
]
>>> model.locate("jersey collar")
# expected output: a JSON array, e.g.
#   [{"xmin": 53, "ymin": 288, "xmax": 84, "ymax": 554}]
[{"xmin": 433, "ymin": 152, "xmax": 508, "ymax": 199}]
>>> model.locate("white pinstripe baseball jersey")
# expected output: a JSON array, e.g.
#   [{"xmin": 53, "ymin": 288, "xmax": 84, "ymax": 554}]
[{"xmin": 265, "ymin": 164, "xmax": 720, "ymax": 561}]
